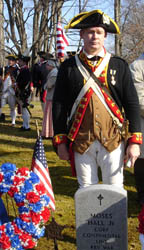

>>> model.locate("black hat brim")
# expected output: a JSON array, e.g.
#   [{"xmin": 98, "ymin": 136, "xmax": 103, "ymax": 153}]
[
  {"xmin": 65, "ymin": 9, "xmax": 120, "ymax": 34},
  {"xmin": 18, "ymin": 55, "xmax": 30, "ymax": 62},
  {"xmin": 6, "ymin": 54, "xmax": 18, "ymax": 60},
  {"xmin": 37, "ymin": 51, "xmax": 54, "ymax": 60}
]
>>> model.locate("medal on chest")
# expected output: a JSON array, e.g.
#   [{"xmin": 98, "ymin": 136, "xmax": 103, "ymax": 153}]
[{"xmin": 110, "ymin": 69, "xmax": 116, "ymax": 85}]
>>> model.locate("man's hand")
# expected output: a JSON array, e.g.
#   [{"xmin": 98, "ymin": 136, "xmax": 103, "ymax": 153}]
[
  {"xmin": 125, "ymin": 143, "xmax": 141, "ymax": 167},
  {"xmin": 57, "ymin": 143, "xmax": 70, "ymax": 161}
]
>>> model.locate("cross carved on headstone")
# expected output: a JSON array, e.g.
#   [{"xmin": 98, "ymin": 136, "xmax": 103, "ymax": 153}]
[{"xmin": 97, "ymin": 194, "xmax": 104, "ymax": 206}]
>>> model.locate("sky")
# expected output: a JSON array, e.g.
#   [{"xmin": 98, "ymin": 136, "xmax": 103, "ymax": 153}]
[{"xmin": 3, "ymin": 0, "xmax": 116, "ymax": 55}]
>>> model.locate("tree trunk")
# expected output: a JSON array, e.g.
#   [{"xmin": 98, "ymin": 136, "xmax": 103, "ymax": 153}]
[
  {"xmin": 0, "ymin": 0, "xmax": 4, "ymax": 66},
  {"xmin": 114, "ymin": 0, "xmax": 122, "ymax": 56}
]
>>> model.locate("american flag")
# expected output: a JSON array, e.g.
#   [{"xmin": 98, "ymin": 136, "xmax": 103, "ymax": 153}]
[
  {"xmin": 31, "ymin": 136, "xmax": 55, "ymax": 211},
  {"xmin": 56, "ymin": 22, "xmax": 69, "ymax": 58}
]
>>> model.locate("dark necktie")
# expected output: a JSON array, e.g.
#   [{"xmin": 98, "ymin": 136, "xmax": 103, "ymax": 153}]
[{"xmin": 88, "ymin": 56, "xmax": 100, "ymax": 61}]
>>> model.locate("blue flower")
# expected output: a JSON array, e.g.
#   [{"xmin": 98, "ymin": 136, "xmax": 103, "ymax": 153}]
[
  {"xmin": 11, "ymin": 235, "xmax": 22, "ymax": 248},
  {"xmin": 3, "ymin": 171, "xmax": 14, "ymax": 185},
  {"xmin": 18, "ymin": 206, "xmax": 29, "ymax": 214},
  {"xmin": 14, "ymin": 218, "xmax": 23, "ymax": 230},
  {"xmin": 14, "ymin": 193, "xmax": 25, "ymax": 203},
  {"xmin": 0, "ymin": 185, "xmax": 10, "ymax": 193},
  {"xmin": 15, "ymin": 218, "xmax": 36, "ymax": 236},
  {"xmin": 29, "ymin": 201, "xmax": 42, "ymax": 212},
  {"xmin": 16, "ymin": 246, "xmax": 24, "ymax": 250},
  {"xmin": 29, "ymin": 172, "xmax": 40, "ymax": 184},
  {"xmin": 6, "ymin": 222, "xmax": 14, "ymax": 236},
  {"xmin": 20, "ymin": 180, "xmax": 33, "ymax": 193},
  {"xmin": 1, "ymin": 162, "xmax": 16, "ymax": 172},
  {"xmin": 41, "ymin": 195, "xmax": 50, "ymax": 205},
  {"xmin": 34, "ymin": 226, "xmax": 45, "ymax": 239},
  {"xmin": 23, "ymin": 222, "xmax": 36, "ymax": 235}
]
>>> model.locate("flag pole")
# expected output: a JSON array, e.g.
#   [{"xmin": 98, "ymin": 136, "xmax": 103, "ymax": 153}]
[
  {"xmin": 34, "ymin": 120, "xmax": 58, "ymax": 249},
  {"xmin": 35, "ymin": 119, "xmax": 40, "ymax": 137}
]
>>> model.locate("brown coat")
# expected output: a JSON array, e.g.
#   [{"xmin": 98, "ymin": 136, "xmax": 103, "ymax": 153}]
[{"xmin": 73, "ymin": 93, "xmax": 122, "ymax": 154}]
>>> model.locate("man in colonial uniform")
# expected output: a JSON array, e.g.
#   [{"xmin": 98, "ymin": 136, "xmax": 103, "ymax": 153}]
[
  {"xmin": 16, "ymin": 53, "xmax": 33, "ymax": 131},
  {"xmin": 0, "ymin": 54, "xmax": 19, "ymax": 126},
  {"xmin": 32, "ymin": 51, "xmax": 54, "ymax": 113},
  {"xmin": 52, "ymin": 10, "xmax": 142, "ymax": 189}
]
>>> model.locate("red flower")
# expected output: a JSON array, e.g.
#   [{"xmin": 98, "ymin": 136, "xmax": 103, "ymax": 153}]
[
  {"xmin": 16, "ymin": 202, "xmax": 25, "ymax": 207},
  {"xmin": 8, "ymin": 186, "xmax": 18, "ymax": 197},
  {"xmin": 20, "ymin": 213, "xmax": 31, "ymax": 223},
  {"xmin": 0, "ymin": 225, "xmax": 5, "ymax": 231},
  {"xmin": 13, "ymin": 176, "xmax": 25, "ymax": 186},
  {"xmin": 30, "ymin": 211, "xmax": 41, "ymax": 224},
  {"xmin": 19, "ymin": 231, "xmax": 32, "ymax": 242},
  {"xmin": 35, "ymin": 183, "xmax": 46, "ymax": 195},
  {"xmin": 0, "ymin": 173, "xmax": 3, "ymax": 183},
  {"xmin": 26, "ymin": 192, "xmax": 40, "ymax": 203},
  {"xmin": 23, "ymin": 239, "xmax": 36, "ymax": 249},
  {"xmin": 12, "ymin": 222, "xmax": 22, "ymax": 234},
  {"xmin": 138, "ymin": 205, "xmax": 144, "ymax": 234},
  {"xmin": 0, "ymin": 234, "xmax": 11, "ymax": 249},
  {"xmin": 16, "ymin": 167, "xmax": 29, "ymax": 176},
  {"xmin": 41, "ymin": 207, "xmax": 51, "ymax": 223}
]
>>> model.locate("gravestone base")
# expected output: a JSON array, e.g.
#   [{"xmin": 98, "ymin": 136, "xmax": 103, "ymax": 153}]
[{"xmin": 75, "ymin": 184, "xmax": 128, "ymax": 250}]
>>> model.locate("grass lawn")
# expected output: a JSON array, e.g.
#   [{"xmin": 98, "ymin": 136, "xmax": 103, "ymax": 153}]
[{"xmin": 0, "ymin": 101, "xmax": 142, "ymax": 250}]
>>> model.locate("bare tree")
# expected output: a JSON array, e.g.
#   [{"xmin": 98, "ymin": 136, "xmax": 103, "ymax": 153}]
[
  {"xmin": 120, "ymin": 0, "xmax": 144, "ymax": 63},
  {"xmin": 3, "ymin": 0, "xmax": 67, "ymax": 63},
  {"xmin": 0, "ymin": 0, "xmax": 4, "ymax": 65},
  {"xmin": 4, "ymin": 0, "xmax": 139, "ymax": 64},
  {"xmin": 114, "ymin": 0, "xmax": 122, "ymax": 56}
]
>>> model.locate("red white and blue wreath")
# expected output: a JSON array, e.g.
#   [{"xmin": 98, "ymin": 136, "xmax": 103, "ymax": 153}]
[{"xmin": 0, "ymin": 163, "xmax": 51, "ymax": 250}]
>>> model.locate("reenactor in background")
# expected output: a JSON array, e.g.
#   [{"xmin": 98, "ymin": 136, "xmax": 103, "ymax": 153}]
[
  {"xmin": 57, "ymin": 51, "xmax": 76, "ymax": 65},
  {"xmin": 16, "ymin": 53, "xmax": 33, "ymax": 131},
  {"xmin": 130, "ymin": 53, "xmax": 144, "ymax": 205},
  {"xmin": 32, "ymin": 51, "xmax": 54, "ymax": 113},
  {"xmin": 0, "ymin": 54, "xmax": 19, "ymax": 126},
  {"xmin": 67, "ymin": 51, "xmax": 77, "ymax": 58},
  {"xmin": 41, "ymin": 58, "xmax": 58, "ymax": 138}
]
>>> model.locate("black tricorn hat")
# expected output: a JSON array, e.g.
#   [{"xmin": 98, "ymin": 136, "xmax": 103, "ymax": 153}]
[
  {"xmin": 65, "ymin": 9, "xmax": 120, "ymax": 34},
  {"xmin": 67, "ymin": 51, "xmax": 77, "ymax": 57},
  {"xmin": 37, "ymin": 51, "xmax": 54, "ymax": 60},
  {"xmin": 6, "ymin": 54, "xmax": 18, "ymax": 60},
  {"xmin": 18, "ymin": 54, "xmax": 30, "ymax": 62}
]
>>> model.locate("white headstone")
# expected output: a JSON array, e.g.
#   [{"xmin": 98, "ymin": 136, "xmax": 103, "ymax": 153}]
[{"xmin": 75, "ymin": 184, "xmax": 128, "ymax": 250}]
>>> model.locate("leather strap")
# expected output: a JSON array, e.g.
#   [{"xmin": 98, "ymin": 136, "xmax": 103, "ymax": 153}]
[
  {"xmin": 68, "ymin": 52, "xmax": 111, "ymax": 122},
  {"xmin": 67, "ymin": 53, "xmax": 123, "ymax": 128}
]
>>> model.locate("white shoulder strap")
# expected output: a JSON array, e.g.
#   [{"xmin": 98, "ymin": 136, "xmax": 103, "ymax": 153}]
[
  {"xmin": 68, "ymin": 53, "xmax": 122, "ymax": 128},
  {"xmin": 68, "ymin": 53, "xmax": 111, "ymax": 122}
]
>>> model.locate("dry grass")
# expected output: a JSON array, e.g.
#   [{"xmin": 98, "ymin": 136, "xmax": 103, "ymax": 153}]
[{"xmin": 0, "ymin": 102, "xmax": 142, "ymax": 250}]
